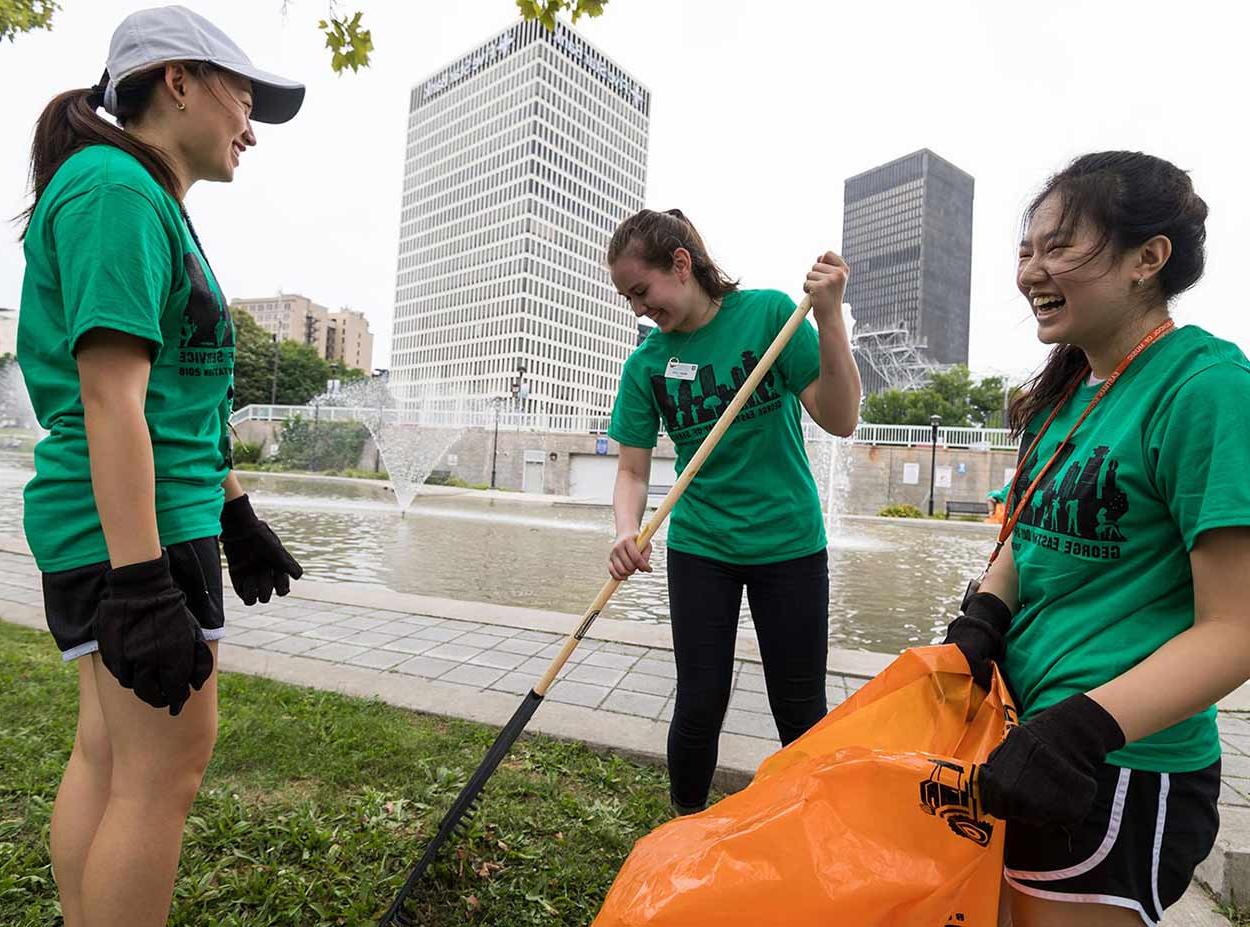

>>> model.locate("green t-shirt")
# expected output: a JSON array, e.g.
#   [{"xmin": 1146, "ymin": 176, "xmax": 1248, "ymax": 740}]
[
  {"xmin": 1003, "ymin": 325, "xmax": 1250, "ymax": 772},
  {"xmin": 608, "ymin": 288, "xmax": 826, "ymax": 564},
  {"xmin": 18, "ymin": 145, "xmax": 235, "ymax": 572}
]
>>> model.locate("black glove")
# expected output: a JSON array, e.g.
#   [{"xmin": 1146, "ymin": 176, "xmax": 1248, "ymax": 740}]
[
  {"xmin": 220, "ymin": 494, "xmax": 303, "ymax": 605},
  {"xmin": 943, "ymin": 591, "xmax": 1012, "ymax": 692},
  {"xmin": 978, "ymin": 693, "xmax": 1126, "ymax": 826},
  {"xmin": 97, "ymin": 553, "xmax": 214, "ymax": 716}
]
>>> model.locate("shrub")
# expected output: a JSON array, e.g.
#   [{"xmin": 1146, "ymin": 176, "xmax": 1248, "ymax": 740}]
[
  {"xmin": 878, "ymin": 503, "xmax": 925, "ymax": 518},
  {"xmin": 274, "ymin": 415, "xmax": 368, "ymax": 472},
  {"xmin": 231, "ymin": 440, "xmax": 263, "ymax": 465}
]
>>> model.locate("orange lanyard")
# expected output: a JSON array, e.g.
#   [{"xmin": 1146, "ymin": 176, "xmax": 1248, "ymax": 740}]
[{"xmin": 982, "ymin": 319, "xmax": 1175, "ymax": 574}]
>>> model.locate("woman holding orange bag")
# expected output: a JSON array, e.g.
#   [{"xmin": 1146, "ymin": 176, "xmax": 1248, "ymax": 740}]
[{"xmin": 943, "ymin": 152, "xmax": 1250, "ymax": 925}]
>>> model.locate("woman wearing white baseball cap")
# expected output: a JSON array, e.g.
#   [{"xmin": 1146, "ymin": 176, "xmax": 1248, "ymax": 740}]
[{"xmin": 17, "ymin": 6, "xmax": 304, "ymax": 925}]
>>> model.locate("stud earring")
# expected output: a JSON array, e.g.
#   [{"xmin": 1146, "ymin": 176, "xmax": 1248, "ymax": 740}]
[{"xmin": 176, "ymin": 101, "xmax": 186, "ymax": 111}]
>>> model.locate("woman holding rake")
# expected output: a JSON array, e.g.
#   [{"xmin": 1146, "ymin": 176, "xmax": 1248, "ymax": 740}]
[{"xmin": 605, "ymin": 209, "xmax": 861, "ymax": 815}]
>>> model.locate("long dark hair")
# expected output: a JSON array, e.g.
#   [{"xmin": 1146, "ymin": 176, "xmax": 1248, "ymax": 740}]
[
  {"xmin": 1008, "ymin": 151, "xmax": 1208, "ymax": 435},
  {"xmin": 19, "ymin": 63, "xmax": 220, "ymax": 238},
  {"xmin": 607, "ymin": 208, "xmax": 739, "ymax": 300}
]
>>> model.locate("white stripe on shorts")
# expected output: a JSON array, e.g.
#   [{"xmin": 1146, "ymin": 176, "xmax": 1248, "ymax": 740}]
[{"xmin": 1004, "ymin": 765, "xmax": 1132, "ymax": 881}]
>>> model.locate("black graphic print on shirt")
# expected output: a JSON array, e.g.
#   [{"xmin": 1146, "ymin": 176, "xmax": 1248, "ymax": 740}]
[
  {"xmin": 649, "ymin": 350, "xmax": 783, "ymax": 442},
  {"xmin": 180, "ymin": 253, "xmax": 234, "ymax": 351},
  {"xmin": 1012, "ymin": 435, "xmax": 1130, "ymax": 558},
  {"xmin": 177, "ymin": 253, "xmax": 234, "ymax": 380}
]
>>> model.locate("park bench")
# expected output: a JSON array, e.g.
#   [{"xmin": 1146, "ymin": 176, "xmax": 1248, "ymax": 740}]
[{"xmin": 945, "ymin": 499, "xmax": 989, "ymax": 519}]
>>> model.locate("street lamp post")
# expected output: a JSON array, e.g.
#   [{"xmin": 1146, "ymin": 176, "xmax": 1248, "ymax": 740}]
[
  {"xmin": 489, "ymin": 359, "xmax": 528, "ymax": 491},
  {"xmin": 269, "ymin": 333, "xmax": 280, "ymax": 405},
  {"xmin": 514, "ymin": 360, "xmax": 528, "ymax": 411},
  {"xmin": 929, "ymin": 413, "xmax": 942, "ymax": 517},
  {"xmin": 489, "ymin": 398, "xmax": 502, "ymax": 490}
]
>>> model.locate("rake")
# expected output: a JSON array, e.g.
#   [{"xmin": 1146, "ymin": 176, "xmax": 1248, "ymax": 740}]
[{"xmin": 377, "ymin": 296, "xmax": 815, "ymax": 926}]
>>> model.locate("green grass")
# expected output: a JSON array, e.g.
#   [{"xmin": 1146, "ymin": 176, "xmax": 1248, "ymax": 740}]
[
  {"xmin": 1221, "ymin": 903, "xmax": 1250, "ymax": 925},
  {"xmin": 233, "ymin": 462, "xmax": 390, "ymax": 480},
  {"xmin": 331, "ymin": 468, "xmax": 390, "ymax": 481},
  {"xmin": 0, "ymin": 621, "xmax": 676, "ymax": 926},
  {"xmin": 231, "ymin": 461, "xmax": 291, "ymax": 473}
]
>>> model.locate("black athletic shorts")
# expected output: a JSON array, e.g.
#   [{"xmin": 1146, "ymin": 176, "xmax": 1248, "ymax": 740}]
[
  {"xmin": 41, "ymin": 536, "xmax": 225, "ymax": 661},
  {"xmin": 1004, "ymin": 759, "xmax": 1221, "ymax": 926}
]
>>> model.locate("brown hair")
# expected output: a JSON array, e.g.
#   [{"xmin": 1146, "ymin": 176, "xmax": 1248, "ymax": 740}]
[
  {"xmin": 19, "ymin": 63, "xmax": 221, "ymax": 238},
  {"xmin": 607, "ymin": 208, "xmax": 739, "ymax": 299},
  {"xmin": 1009, "ymin": 151, "xmax": 1208, "ymax": 435}
]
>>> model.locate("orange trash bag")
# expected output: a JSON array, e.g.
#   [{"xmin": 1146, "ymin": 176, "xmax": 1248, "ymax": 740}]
[{"xmin": 593, "ymin": 645, "xmax": 1016, "ymax": 927}]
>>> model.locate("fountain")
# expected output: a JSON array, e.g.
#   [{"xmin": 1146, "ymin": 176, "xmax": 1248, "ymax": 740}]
[
  {"xmin": 808, "ymin": 303, "xmax": 857, "ymax": 543},
  {"xmin": 810, "ymin": 433, "xmax": 853, "ymax": 539},
  {"xmin": 316, "ymin": 379, "xmax": 478, "ymax": 514},
  {"xmin": 0, "ymin": 360, "xmax": 45, "ymax": 449}
]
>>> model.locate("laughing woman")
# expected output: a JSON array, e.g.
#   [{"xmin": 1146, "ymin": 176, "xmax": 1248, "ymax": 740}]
[{"xmin": 943, "ymin": 152, "xmax": 1250, "ymax": 926}]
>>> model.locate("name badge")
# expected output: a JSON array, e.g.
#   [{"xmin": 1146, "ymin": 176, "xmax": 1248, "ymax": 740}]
[{"xmin": 665, "ymin": 359, "xmax": 698, "ymax": 381}]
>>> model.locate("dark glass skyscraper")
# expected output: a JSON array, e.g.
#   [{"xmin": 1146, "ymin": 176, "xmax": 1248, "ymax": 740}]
[{"xmin": 842, "ymin": 149, "xmax": 974, "ymax": 393}]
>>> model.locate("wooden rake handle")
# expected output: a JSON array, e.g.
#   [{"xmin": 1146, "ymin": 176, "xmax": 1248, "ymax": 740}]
[{"xmin": 534, "ymin": 295, "xmax": 814, "ymax": 695}]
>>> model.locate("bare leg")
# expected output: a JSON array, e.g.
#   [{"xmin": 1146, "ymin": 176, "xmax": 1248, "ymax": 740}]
[
  {"xmin": 49, "ymin": 656, "xmax": 113, "ymax": 927},
  {"xmin": 998, "ymin": 876, "xmax": 1013, "ymax": 927},
  {"xmin": 78, "ymin": 644, "xmax": 219, "ymax": 927},
  {"xmin": 1009, "ymin": 884, "xmax": 1147, "ymax": 926}
]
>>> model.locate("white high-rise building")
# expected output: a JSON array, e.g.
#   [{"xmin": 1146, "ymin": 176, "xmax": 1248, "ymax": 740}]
[{"xmin": 391, "ymin": 20, "xmax": 650, "ymax": 422}]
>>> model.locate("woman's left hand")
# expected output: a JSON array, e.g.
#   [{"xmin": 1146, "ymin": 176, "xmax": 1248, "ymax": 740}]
[
  {"xmin": 804, "ymin": 251, "xmax": 850, "ymax": 326},
  {"xmin": 977, "ymin": 693, "xmax": 1125, "ymax": 825},
  {"xmin": 220, "ymin": 494, "xmax": 304, "ymax": 604}
]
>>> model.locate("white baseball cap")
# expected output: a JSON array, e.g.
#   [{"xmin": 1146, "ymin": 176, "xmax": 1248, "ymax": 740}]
[{"xmin": 102, "ymin": 5, "xmax": 304, "ymax": 124}]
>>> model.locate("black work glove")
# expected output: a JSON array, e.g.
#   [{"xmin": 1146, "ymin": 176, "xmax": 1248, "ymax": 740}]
[
  {"xmin": 97, "ymin": 553, "xmax": 214, "ymax": 716},
  {"xmin": 942, "ymin": 591, "xmax": 1012, "ymax": 692},
  {"xmin": 220, "ymin": 494, "xmax": 303, "ymax": 606},
  {"xmin": 978, "ymin": 693, "xmax": 1126, "ymax": 826}
]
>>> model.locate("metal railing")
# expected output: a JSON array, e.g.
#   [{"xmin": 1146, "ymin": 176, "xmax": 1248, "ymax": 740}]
[
  {"xmin": 230, "ymin": 404, "xmax": 1016, "ymax": 450},
  {"xmin": 229, "ymin": 404, "xmax": 613, "ymax": 433},
  {"xmin": 229, "ymin": 405, "xmax": 390, "ymax": 424},
  {"xmin": 832, "ymin": 423, "xmax": 1016, "ymax": 450}
]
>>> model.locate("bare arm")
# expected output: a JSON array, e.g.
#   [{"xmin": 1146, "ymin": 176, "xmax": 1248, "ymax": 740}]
[
  {"xmin": 1089, "ymin": 527, "xmax": 1250, "ymax": 743},
  {"xmin": 799, "ymin": 312, "xmax": 862, "ymax": 438},
  {"xmin": 223, "ymin": 470, "xmax": 246, "ymax": 502},
  {"xmin": 799, "ymin": 251, "xmax": 861, "ymax": 438},
  {"xmin": 77, "ymin": 330, "xmax": 161, "ymax": 569},
  {"xmin": 977, "ymin": 538, "xmax": 1020, "ymax": 614},
  {"xmin": 609, "ymin": 444, "xmax": 654, "ymax": 580}
]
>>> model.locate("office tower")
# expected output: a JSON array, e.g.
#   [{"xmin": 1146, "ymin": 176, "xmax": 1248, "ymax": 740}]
[
  {"xmin": 391, "ymin": 20, "xmax": 650, "ymax": 421},
  {"xmin": 842, "ymin": 149, "xmax": 974, "ymax": 393}
]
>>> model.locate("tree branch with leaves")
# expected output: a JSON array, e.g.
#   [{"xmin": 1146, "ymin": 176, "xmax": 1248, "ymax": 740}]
[
  {"xmin": 0, "ymin": 0, "xmax": 58, "ymax": 43},
  {"xmin": 3, "ymin": 1, "xmax": 612, "ymax": 73},
  {"xmin": 302, "ymin": 0, "xmax": 612, "ymax": 74}
]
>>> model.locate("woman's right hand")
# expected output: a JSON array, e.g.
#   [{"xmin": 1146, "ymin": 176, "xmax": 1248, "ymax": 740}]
[{"xmin": 609, "ymin": 531, "xmax": 653, "ymax": 581}]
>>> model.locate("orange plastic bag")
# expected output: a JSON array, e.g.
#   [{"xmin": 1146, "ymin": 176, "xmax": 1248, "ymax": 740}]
[{"xmin": 594, "ymin": 645, "xmax": 1015, "ymax": 927}]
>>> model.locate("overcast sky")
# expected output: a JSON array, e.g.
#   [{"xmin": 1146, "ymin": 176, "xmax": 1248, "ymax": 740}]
[{"xmin": 1, "ymin": 0, "xmax": 1246, "ymax": 384}]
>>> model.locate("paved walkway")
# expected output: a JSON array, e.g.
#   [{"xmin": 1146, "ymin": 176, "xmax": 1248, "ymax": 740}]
[{"xmin": 0, "ymin": 534, "xmax": 1237, "ymax": 924}]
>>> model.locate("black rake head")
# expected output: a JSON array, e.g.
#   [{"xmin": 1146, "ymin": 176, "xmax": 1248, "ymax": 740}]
[{"xmin": 376, "ymin": 690, "xmax": 543, "ymax": 926}]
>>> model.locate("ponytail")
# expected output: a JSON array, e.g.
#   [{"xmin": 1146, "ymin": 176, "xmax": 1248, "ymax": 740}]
[{"xmin": 18, "ymin": 65, "xmax": 214, "ymax": 238}]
